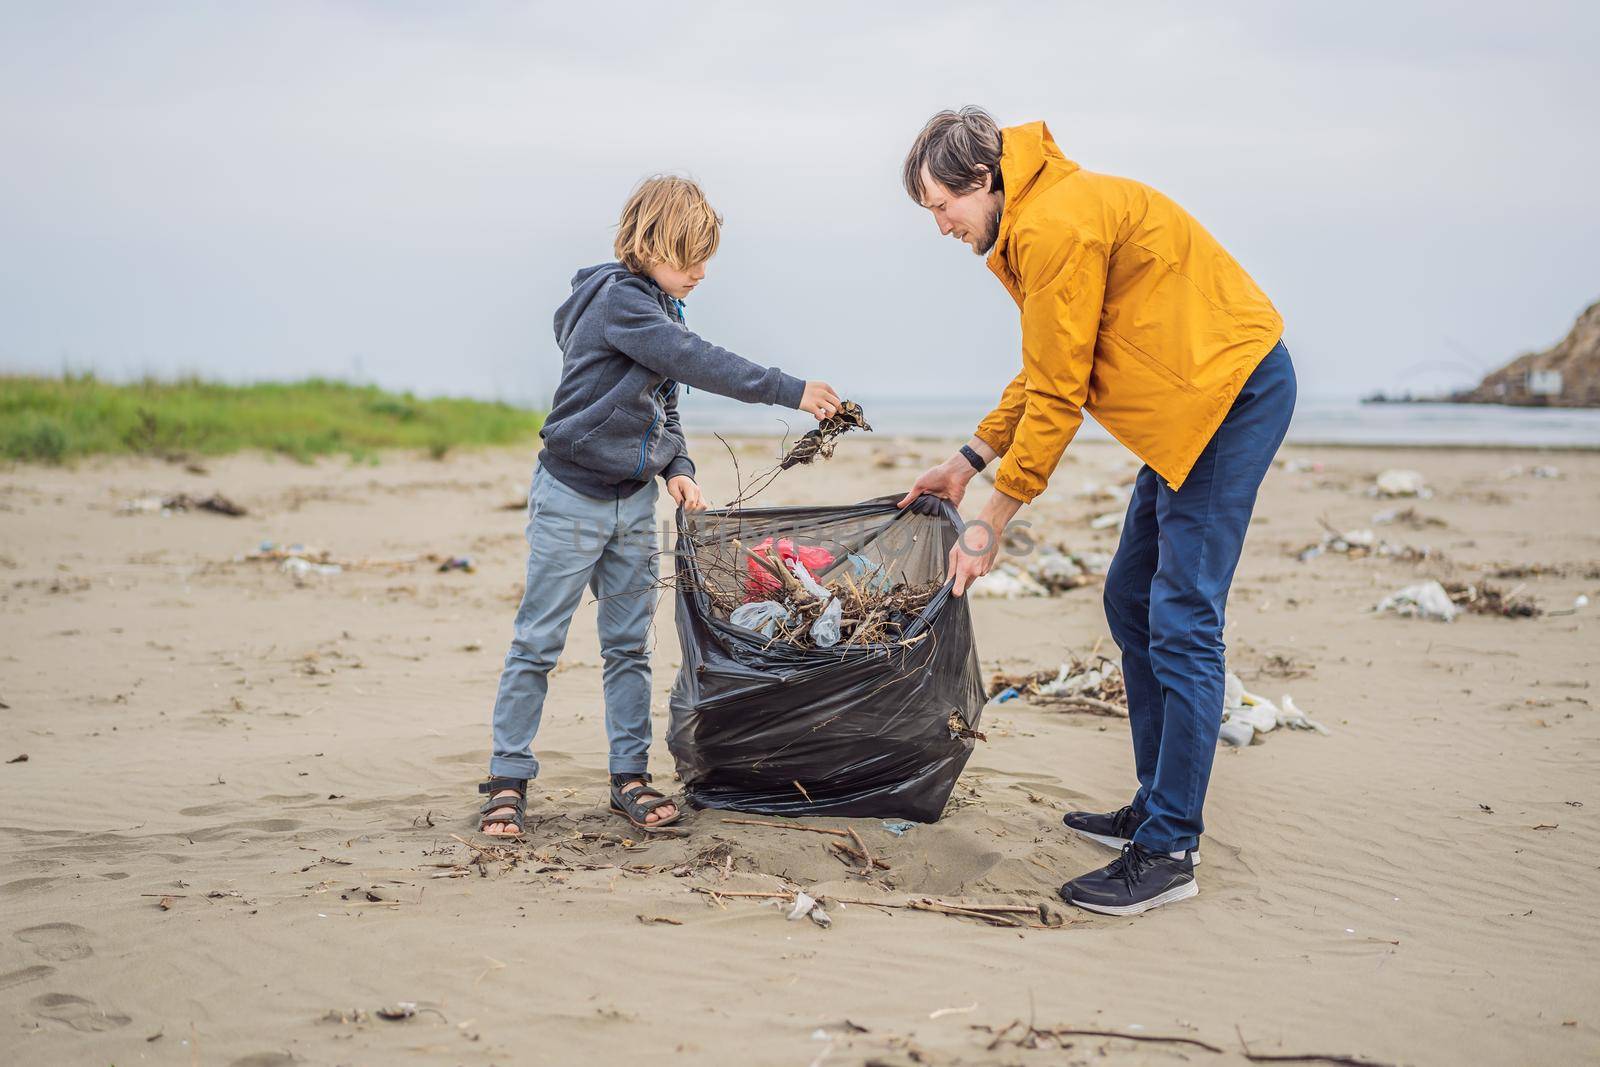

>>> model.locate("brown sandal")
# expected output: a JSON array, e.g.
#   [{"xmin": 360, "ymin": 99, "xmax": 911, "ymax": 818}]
[
  {"xmin": 478, "ymin": 777, "xmax": 527, "ymax": 838},
  {"xmin": 608, "ymin": 773, "xmax": 682, "ymax": 833}
]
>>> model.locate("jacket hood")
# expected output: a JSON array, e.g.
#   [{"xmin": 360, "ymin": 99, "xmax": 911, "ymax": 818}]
[
  {"xmin": 554, "ymin": 262, "xmax": 636, "ymax": 347},
  {"xmin": 991, "ymin": 121, "xmax": 1079, "ymax": 264}
]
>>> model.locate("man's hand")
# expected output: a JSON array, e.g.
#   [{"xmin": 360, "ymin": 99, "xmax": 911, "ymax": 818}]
[
  {"xmin": 798, "ymin": 380, "xmax": 843, "ymax": 421},
  {"xmin": 898, "ymin": 455, "xmax": 976, "ymax": 510},
  {"xmin": 667, "ymin": 475, "xmax": 706, "ymax": 511},
  {"xmin": 948, "ymin": 488, "xmax": 1025, "ymax": 597}
]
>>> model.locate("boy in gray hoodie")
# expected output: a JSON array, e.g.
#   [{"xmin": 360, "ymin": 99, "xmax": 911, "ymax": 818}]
[{"xmin": 480, "ymin": 176, "xmax": 841, "ymax": 836}]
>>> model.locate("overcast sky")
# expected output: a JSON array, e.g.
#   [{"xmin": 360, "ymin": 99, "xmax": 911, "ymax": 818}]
[{"xmin": 2, "ymin": 2, "xmax": 1597, "ymax": 406}]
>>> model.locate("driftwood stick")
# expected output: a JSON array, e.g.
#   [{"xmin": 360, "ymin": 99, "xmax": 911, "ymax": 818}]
[
  {"xmin": 1041, "ymin": 695, "xmax": 1129, "ymax": 717},
  {"xmin": 828, "ymin": 839, "xmax": 891, "ymax": 871},
  {"xmin": 907, "ymin": 900, "xmax": 1025, "ymax": 927},
  {"xmin": 846, "ymin": 828, "xmax": 877, "ymax": 876},
  {"xmin": 688, "ymin": 887, "xmax": 794, "ymax": 900},
  {"xmin": 449, "ymin": 833, "xmax": 505, "ymax": 857},
  {"xmin": 1237, "ymin": 1027, "xmax": 1397, "ymax": 1067},
  {"xmin": 988, "ymin": 1024, "xmax": 1225, "ymax": 1054},
  {"xmin": 720, "ymin": 817, "xmax": 852, "ymax": 839}
]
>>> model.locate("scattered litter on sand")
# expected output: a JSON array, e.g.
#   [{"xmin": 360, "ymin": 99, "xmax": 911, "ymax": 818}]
[
  {"xmin": 785, "ymin": 891, "xmax": 833, "ymax": 928},
  {"xmin": 1221, "ymin": 672, "xmax": 1328, "ymax": 746},
  {"xmin": 241, "ymin": 542, "xmax": 479, "ymax": 579},
  {"xmin": 1371, "ymin": 469, "xmax": 1431, "ymax": 498},
  {"xmin": 973, "ymin": 545, "xmax": 1106, "ymax": 598},
  {"xmin": 1501, "ymin": 464, "xmax": 1562, "ymax": 480},
  {"xmin": 1376, "ymin": 578, "xmax": 1541, "ymax": 621},
  {"xmin": 1074, "ymin": 481, "xmax": 1133, "ymax": 505},
  {"xmin": 1026, "ymin": 550, "xmax": 1095, "ymax": 593},
  {"xmin": 969, "ymin": 564, "xmax": 1047, "ymax": 599},
  {"xmin": 375, "ymin": 1003, "xmax": 420, "ymax": 1021},
  {"xmin": 1294, "ymin": 519, "xmax": 1437, "ymax": 563},
  {"xmin": 987, "ymin": 653, "xmax": 1128, "ymax": 717},
  {"xmin": 1372, "ymin": 506, "xmax": 1446, "ymax": 529},
  {"xmin": 1443, "ymin": 580, "xmax": 1541, "ymax": 619},
  {"xmin": 1280, "ymin": 457, "xmax": 1324, "ymax": 474},
  {"xmin": 282, "ymin": 556, "xmax": 343, "ymax": 579},
  {"xmin": 688, "ymin": 886, "xmax": 1070, "ymax": 930},
  {"xmin": 1375, "ymin": 580, "xmax": 1459, "ymax": 622},
  {"xmin": 120, "ymin": 492, "xmax": 247, "ymax": 517}
]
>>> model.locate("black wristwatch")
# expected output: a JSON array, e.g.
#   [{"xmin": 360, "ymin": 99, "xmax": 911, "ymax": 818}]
[{"xmin": 959, "ymin": 444, "xmax": 988, "ymax": 472}]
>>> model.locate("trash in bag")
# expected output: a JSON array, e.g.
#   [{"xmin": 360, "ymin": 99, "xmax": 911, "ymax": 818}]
[
  {"xmin": 730, "ymin": 600, "xmax": 791, "ymax": 637},
  {"xmin": 787, "ymin": 559, "xmax": 831, "ymax": 601},
  {"xmin": 668, "ymin": 493, "xmax": 985, "ymax": 822},
  {"xmin": 845, "ymin": 552, "xmax": 893, "ymax": 594},
  {"xmin": 743, "ymin": 537, "xmax": 837, "ymax": 599},
  {"xmin": 810, "ymin": 597, "xmax": 843, "ymax": 648}
]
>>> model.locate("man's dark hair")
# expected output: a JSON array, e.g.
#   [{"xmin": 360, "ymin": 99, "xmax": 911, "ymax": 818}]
[{"xmin": 902, "ymin": 106, "xmax": 1004, "ymax": 204}]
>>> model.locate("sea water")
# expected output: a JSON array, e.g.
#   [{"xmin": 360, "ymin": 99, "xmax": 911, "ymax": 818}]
[{"xmin": 679, "ymin": 391, "xmax": 1600, "ymax": 449}]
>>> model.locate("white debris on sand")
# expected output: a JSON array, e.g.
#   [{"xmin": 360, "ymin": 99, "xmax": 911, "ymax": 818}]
[
  {"xmin": 1375, "ymin": 580, "xmax": 1458, "ymax": 622},
  {"xmin": 1220, "ymin": 672, "xmax": 1329, "ymax": 746},
  {"xmin": 970, "ymin": 564, "xmax": 1048, "ymax": 599},
  {"xmin": 1371, "ymin": 469, "xmax": 1431, "ymax": 498}
]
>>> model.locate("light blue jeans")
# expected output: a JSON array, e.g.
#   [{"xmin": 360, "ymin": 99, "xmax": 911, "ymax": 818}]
[{"xmin": 488, "ymin": 462, "xmax": 660, "ymax": 781}]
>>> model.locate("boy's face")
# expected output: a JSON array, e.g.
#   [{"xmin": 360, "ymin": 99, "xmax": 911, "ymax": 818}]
[{"xmin": 647, "ymin": 260, "xmax": 707, "ymax": 301}]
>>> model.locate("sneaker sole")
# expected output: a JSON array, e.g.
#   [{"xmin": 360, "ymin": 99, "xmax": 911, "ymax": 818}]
[
  {"xmin": 1066, "ymin": 879, "xmax": 1198, "ymax": 916},
  {"xmin": 1065, "ymin": 826, "xmax": 1201, "ymax": 867}
]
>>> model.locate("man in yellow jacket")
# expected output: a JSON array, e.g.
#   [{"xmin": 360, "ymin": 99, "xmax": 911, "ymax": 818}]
[{"xmin": 899, "ymin": 108, "xmax": 1297, "ymax": 916}]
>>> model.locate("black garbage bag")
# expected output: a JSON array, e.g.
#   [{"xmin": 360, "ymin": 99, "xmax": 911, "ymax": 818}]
[{"xmin": 667, "ymin": 493, "xmax": 985, "ymax": 822}]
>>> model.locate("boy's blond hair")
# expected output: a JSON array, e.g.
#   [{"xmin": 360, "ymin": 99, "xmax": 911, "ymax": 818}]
[{"xmin": 614, "ymin": 176, "xmax": 722, "ymax": 274}]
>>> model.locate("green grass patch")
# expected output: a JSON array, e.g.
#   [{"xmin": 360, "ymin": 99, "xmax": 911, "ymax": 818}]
[{"xmin": 0, "ymin": 375, "xmax": 544, "ymax": 463}]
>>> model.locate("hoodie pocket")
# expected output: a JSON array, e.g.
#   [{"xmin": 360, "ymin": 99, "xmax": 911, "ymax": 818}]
[{"xmin": 573, "ymin": 404, "xmax": 654, "ymax": 480}]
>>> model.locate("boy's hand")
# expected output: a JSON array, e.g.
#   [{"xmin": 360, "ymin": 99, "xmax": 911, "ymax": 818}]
[
  {"xmin": 798, "ymin": 381, "xmax": 843, "ymax": 421},
  {"xmin": 667, "ymin": 476, "xmax": 707, "ymax": 511}
]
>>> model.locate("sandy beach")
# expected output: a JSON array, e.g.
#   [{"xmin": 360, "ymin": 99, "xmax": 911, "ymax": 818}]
[{"xmin": 2, "ymin": 436, "xmax": 1597, "ymax": 1066}]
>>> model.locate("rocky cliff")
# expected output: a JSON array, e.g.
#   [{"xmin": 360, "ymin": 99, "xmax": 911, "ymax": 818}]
[{"xmin": 1454, "ymin": 299, "xmax": 1600, "ymax": 407}]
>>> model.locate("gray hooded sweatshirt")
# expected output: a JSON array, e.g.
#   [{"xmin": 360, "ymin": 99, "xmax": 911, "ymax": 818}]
[{"xmin": 538, "ymin": 263, "xmax": 806, "ymax": 499}]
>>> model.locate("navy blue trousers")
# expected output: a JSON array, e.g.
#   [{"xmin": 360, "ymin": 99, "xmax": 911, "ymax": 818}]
[{"xmin": 1103, "ymin": 340, "xmax": 1297, "ymax": 853}]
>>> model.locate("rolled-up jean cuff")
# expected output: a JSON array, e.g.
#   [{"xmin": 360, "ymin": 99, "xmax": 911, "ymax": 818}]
[
  {"xmin": 607, "ymin": 756, "xmax": 649, "ymax": 776},
  {"xmin": 489, "ymin": 756, "xmax": 539, "ymax": 780}
]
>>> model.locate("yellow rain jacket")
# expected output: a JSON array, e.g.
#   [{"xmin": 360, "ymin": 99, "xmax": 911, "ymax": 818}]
[{"xmin": 976, "ymin": 122, "xmax": 1283, "ymax": 499}]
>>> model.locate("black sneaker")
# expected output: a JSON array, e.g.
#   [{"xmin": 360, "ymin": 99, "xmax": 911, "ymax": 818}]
[
  {"xmin": 1062, "ymin": 805, "xmax": 1143, "ymax": 849},
  {"xmin": 1062, "ymin": 806, "xmax": 1201, "ymax": 866},
  {"xmin": 1058, "ymin": 843, "xmax": 1198, "ymax": 916}
]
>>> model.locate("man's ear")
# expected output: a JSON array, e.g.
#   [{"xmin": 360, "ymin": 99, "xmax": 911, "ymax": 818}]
[{"xmin": 979, "ymin": 166, "xmax": 995, "ymax": 194}]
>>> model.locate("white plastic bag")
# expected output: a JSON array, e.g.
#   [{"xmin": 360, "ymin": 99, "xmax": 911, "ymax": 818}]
[
  {"xmin": 1375, "ymin": 580, "xmax": 1458, "ymax": 622},
  {"xmin": 730, "ymin": 600, "xmax": 790, "ymax": 637},
  {"xmin": 809, "ymin": 598, "xmax": 843, "ymax": 648},
  {"xmin": 786, "ymin": 559, "xmax": 831, "ymax": 600}
]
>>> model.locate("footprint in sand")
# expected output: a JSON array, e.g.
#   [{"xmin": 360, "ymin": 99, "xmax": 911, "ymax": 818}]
[
  {"xmin": 30, "ymin": 992, "xmax": 131, "ymax": 1032},
  {"xmin": 228, "ymin": 1053, "xmax": 299, "ymax": 1067},
  {"xmin": 15, "ymin": 922, "xmax": 94, "ymax": 961},
  {"xmin": 0, "ymin": 965, "xmax": 55, "ymax": 992}
]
